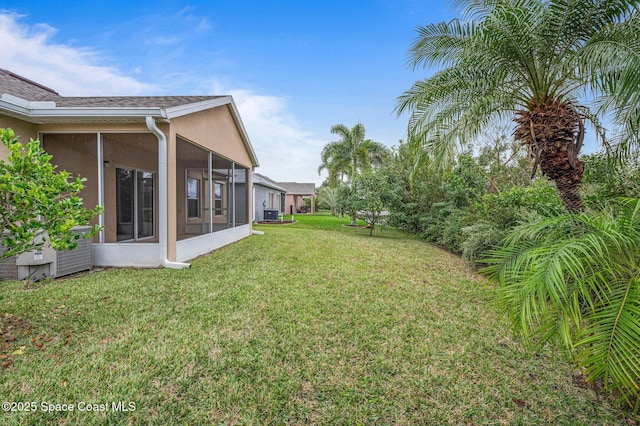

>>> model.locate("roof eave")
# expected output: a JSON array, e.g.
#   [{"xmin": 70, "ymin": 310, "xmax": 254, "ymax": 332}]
[
  {"xmin": 166, "ymin": 96, "xmax": 259, "ymax": 168},
  {"xmin": 0, "ymin": 93, "xmax": 260, "ymax": 168},
  {"xmin": 30, "ymin": 107, "xmax": 167, "ymax": 120},
  {"xmin": 164, "ymin": 96, "xmax": 233, "ymax": 119},
  {"xmin": 0, "ymin": 94, "xmax": 167, "ymax": 123}
]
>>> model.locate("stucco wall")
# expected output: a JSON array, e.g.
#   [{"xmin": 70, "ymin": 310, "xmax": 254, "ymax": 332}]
[
  {"xmin": 0, "ymin": 116, "xmax": 38, "ymax": 159},
  {"xmin": 169, "ymin": 105, "xmax": 253, "ymax": 168},
  {"xmin": 41, "ymin": 133, "xmax": 100, "ymax": 225}
]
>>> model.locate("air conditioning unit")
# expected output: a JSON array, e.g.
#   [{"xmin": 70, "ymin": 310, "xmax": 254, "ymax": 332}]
[
  {"xmin": 263, "ymin": 209, "xmax": 279, "ymax": 221},
  {"xmin": 0, "ymin": 227, "xmax": 93, "ymax": 281},
  {"xmin": 0, "ymin": 250, "xmax": 18, "ymax": 281},
  {"xmin": 54, "ymin": 226, "xmax": 93, "ymax": 277}
]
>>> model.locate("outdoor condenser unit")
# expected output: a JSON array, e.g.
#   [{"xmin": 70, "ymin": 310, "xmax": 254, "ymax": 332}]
[
  {"xmin": 263, "ymin": 209, "xmax": 279, "ymax": 221},
  {"xmin": 54, "ymin": 226, "xmax": 93, "ymax": 277}
]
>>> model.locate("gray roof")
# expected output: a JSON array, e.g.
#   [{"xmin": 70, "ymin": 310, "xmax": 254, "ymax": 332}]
[
  {"xmin": 0, "ymin": 69, "xmax": 260, "ymax": 167},
  {"xmin": 53, "ymin": 96, "xmax": 222, "ymax": 108},
  {"xmin": 277, "ymin": 182, "xmax": 316, "ymax": 195},
  {"xmin": 253, "ymin": 173, "xmax": 287, "ymax": 192},
  {"xmin": 0, "ymin": 68, "xmax": 60, "ymax": 101},
  {"xmin": 0, "ymin": 69, "xmax": 223, "ymax": 108}
]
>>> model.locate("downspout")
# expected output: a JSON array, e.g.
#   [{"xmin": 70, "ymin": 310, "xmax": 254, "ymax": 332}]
[
  {"xmin": 145, "ymin": 116, "xmax": 190, "ymax": 269},
  {"xmin": 96, "ymin": 132, "xmax": 105, "ymax": 243}
]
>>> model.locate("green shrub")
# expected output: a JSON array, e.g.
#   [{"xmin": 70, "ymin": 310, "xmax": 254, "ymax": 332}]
[{"xmin": 461, "ymin": 222, "xmax": 506, "ymax": 264}]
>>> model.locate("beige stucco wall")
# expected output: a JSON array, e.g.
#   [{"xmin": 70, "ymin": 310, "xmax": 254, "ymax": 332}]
[
  {"xmin": 41, "ymin": 133, "xmax": 100, "ymax": 225},
  {"xmin": 0, "ymin": 116, "xmax": 38, "ymax": 159},
  {"xmin": 169, "ymin": 106, "xmax": 253, "ymax": 168}
]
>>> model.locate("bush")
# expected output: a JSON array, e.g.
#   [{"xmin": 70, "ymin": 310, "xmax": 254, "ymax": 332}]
[{"xmin": 461, "ymin": 222, "xmax": 506, "ymax": 264}]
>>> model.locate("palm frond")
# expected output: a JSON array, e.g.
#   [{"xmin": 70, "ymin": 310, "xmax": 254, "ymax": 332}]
[{"xmin": 484, "ymin": 198, "xmax": 640, "ymax": 404}]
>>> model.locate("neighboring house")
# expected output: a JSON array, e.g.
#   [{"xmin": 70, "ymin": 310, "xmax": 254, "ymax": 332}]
[
  {"xmin": 278, "ymin": 182, "xmax": 316, "ymax": 214},
  {"xmin": 0, "ymin": 69, "xmax": 259, "ymax": 271},
  {"xmin": 252, "ymin": 173, "xmax": 287, "ymax": 222}
]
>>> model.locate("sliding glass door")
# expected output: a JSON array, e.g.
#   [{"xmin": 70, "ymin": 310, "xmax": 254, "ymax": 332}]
[{"xmin": 117, "ymin": 167, "xmax": 155, "ymax": 241}]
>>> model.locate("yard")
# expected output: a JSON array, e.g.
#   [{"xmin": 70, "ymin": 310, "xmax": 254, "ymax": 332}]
[{"xmin": 0, "ymin": 213, "xmax": 633, "ymax": 425}]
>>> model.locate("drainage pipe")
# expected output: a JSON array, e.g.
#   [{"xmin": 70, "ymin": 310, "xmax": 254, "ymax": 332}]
[{"xmin": 145, "ymin": 116, "xmax": 191, "ymax": 269}]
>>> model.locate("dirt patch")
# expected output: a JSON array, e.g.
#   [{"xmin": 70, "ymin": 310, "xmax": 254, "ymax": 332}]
[{"xmin": 257, "ymin": 220, "xmax": 297, "ymax": 225}]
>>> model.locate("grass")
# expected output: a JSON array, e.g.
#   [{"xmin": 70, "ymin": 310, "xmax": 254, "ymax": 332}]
[{"xmin": 0, "ymin": 213, "xmax": 635, "ymax": 425}]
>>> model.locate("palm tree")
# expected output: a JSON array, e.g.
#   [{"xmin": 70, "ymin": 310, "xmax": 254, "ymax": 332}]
[
  {"xmin": 317, "ymin": 140, "xmax": 351, "ymax": 188},
  {"xmin": 483, "ymin": 198, "xmax": 640, "ymax": 405},
  {"xmin": 318, "ymin": 124, "xmax": 390, "ymax": 187},
  {"xmin": 318, "ymin": 123, "xmax": 390, "ymax": 226},
  {"xmin": 317, "ymin": 186, "xmax": 338, "ymax": 215},
  {"xmin": 396, "ymin": 0, "xmax": 640, "ymax": 213}
]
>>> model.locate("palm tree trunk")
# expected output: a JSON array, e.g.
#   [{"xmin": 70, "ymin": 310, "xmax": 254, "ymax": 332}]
[
  {"xmin": 514, "ymin": 99, "xmax": 585, "ymax": 213},
  {"xmin": 554, "ymin": 173, "xmax": 584, "ymax": 213}
]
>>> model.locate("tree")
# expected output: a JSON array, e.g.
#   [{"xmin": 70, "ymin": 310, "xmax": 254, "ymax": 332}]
[
  {"xmin": 0, "ymin": 128, "xmax": 101, "ymax": 259},
  {"xmin": 317, "ymin": 186, "xmax": 338, "ymax": 215},
  {"xmin": 483, "ymin": 198, "xmax": 640, "ymax": 406},
  {"xmin": 318, "ymin": 123, "xmax": 391, "ymax": 225},
  {"xmin": 396, "ymin": 0, "xmax": 640, "ymax": 212},
  {"xmin": 318, "ymin": 123, "xmax": 390, "ymax": 187},
  {"xmin": 352, "ymin": 170, "xmax": 401, "ymax": 236}
]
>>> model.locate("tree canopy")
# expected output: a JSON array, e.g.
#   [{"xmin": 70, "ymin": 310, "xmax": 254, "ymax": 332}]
[
  {"xmin": 396, "ymin": 0, "xmax": 640, "ymax": 212},
  {"xmin": 318, "ymin": 123, "xmax": 390, "ymax": 187},
  {"xmin": 0, "ymin": 128, "xmax": 101, "ymax": 259}
]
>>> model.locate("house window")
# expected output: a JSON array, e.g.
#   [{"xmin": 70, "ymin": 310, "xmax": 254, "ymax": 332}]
[
  {"xmin": 187, "ymin": 178, "xmax": 200, "ymax": 219},
  {"xmin": 269, "ymin": 192, "xmax": 275, "ymax": 208},
  {"xmin": 117, "ymin": 168, "xmax": 155, "ymax": 241},
  {"xmin": 214, "ymin": 182, "xmax": 223, "ymax": 215}
]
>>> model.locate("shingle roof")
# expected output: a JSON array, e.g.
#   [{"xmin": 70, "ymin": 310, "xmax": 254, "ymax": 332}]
[
  {"xmin": 0, "ymin": 68, "xmax": 60, "ymax": 101},
  {"xmin": 0, "ymin": 69, "xmax": 223, "ymax": 108},
  {"xmin": 254, "ymin": 173, "xmax": 287, "ymax": 192},
  {"xmin": 277, "ymin": 182, "xmax": 316, "ymax": 195},
  {"xmin": 0, "ymin": 69, "xmax": 260, "ymax": 168},
  {"xmin": 53, "ymin": 96, "xmax": 222, "ymax": 108}
]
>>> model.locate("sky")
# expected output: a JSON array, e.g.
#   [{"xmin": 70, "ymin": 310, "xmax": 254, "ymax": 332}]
[{"xmin": 0, "ymin": 0, "xmax": 456, "ymax": 186}]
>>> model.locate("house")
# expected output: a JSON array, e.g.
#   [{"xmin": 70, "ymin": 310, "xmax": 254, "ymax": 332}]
[
  {"xmin": 277, "ymin": 182, "xmax": 316, "ymax": 214},
  {"xmin": 0, "ymin": 69, "xmax": 259, "ymax": 272},
  {"xmin": 252, "ymin": 173, "xmax": 287, "ymax": 222}
]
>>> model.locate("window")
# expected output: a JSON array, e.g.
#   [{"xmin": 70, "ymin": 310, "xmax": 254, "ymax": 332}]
[
  {"xmin": 117, "ymin": 168, "xmax": 155, "ymax": 241},
  {"xmin": 187, "ymin": 178, "xmax": 200, "ymax": 219},
  {"xmin": 214, "ymin": 182, "xmax": 223, "ymax": 215}
]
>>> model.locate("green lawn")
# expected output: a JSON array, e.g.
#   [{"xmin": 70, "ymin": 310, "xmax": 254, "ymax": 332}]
[{"xmin": 0, "ymin": 213, "xmax": 634, "ymax": 425}]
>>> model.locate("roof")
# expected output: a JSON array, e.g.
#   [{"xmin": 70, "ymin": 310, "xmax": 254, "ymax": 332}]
[
  {"xmin": 0, "ymin": 69, "xmax": 259, "ymax": 167},
  {"xmin": 0, "ymin": 69, "xmax": 221, "ymax": 108},
  {"xmin": 53, "ymin": 96, "xmax": 222, "ymax": 108},
  {"xmin": 0, "ymin": 68, "xmax": 60, "ymax": 101},
  {"xmin": 253, "ymin": 173, "xmax": 287, "ymax": 192},
  {"xmin": 277, "ymin": 182, "xmax": 316, "ymax": 195}
]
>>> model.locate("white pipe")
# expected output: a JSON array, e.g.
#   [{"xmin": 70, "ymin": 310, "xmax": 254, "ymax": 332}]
[
  {"xmin": 96, "ymin": 132, "xmax": 105, "ymax": 243},
  {"xmin": 145, "ymin": 116, "xmax": 190, "ymax": 269},
  {"xmin": 208, "ymin": 151, "xmax": 213, "ymax": 233}
]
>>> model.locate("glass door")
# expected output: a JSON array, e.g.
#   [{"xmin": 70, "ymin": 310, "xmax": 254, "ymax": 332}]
[{"xmin": 116, "ymin": 167, "xmax": 155, "ymax": 241}]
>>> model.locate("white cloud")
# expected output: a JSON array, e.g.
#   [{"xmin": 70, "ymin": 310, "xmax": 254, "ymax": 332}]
[
  {"xmin": 0, "ymin": 12, "xmax": 154, "ymax": 96},
  {"xmin": 0, "ymin": 12, "xmax": 326, "ymax": 185},
  {"xmin": 226, "ymin": 88, "xmax": 327, "ymax": 186}
]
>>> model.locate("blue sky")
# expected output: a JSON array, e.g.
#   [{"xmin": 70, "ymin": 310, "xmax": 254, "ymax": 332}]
[{"xmin": 1, "ymin": 1, "xmax": 455, "ymax": 185}]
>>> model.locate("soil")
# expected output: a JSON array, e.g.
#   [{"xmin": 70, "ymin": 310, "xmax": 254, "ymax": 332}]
[{"xmin": 256, "ymin": 220, "xmax": 296, "ymax": 225}]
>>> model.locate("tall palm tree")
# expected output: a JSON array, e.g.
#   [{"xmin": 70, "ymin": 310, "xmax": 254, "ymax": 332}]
[
  {"xmin": 396, "ymin": 0, "xmax": 640, "ymax": 212},
  {"xmin": 318, "ymin": 123, "xmax": 390, "ymax": 187},
  {"xmin": 318, "ymin": 123, "xmax": 390, "ymax": 225}
]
